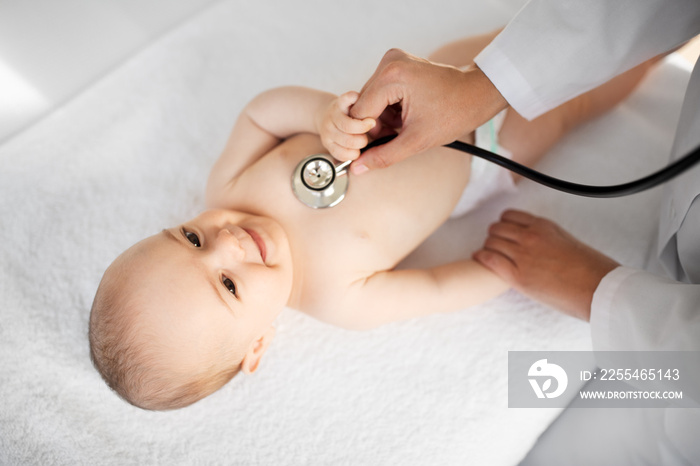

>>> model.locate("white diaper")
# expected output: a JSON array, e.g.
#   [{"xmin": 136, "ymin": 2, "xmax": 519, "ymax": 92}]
[{"xmin": 450, "ymin": 110, "xmax": 517, "ymax": 219}]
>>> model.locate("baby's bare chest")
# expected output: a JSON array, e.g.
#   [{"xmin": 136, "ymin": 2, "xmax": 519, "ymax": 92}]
[{"xmin": 222, "ymin": 134, "xmax": 471, "ymax": 274}]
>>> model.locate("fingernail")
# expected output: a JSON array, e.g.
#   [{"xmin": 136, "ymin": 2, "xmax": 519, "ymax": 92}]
[{"xmin": 352, "ymin": 163, "xmax": 369, "ymax": 175}]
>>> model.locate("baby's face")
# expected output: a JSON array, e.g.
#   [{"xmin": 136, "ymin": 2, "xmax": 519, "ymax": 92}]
[{"xmin": 121, "ymin": 209, "xmax": 295, "ymax": 363}]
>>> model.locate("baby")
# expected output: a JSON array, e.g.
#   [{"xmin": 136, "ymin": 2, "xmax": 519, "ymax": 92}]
[{"xmin": 89, "ymin": 30, "xmax": 655, "ymax": 410}]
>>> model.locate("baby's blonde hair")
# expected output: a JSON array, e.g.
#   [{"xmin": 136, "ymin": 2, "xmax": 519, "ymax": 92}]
[{"xmin": 88, "ymin": 268, "xmax": 241, "ymax": 411}]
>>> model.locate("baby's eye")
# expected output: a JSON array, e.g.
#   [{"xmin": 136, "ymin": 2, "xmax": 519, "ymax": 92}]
[
  {"xmin": 183, "ymin": 229, "xmax": 201, "ymax": 247},
  {"xmin": 222, "ymin": 276, "xmax": 237, "ymax": 296}
]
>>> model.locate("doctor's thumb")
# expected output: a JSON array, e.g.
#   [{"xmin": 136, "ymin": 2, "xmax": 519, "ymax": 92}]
[{"xmin": 351, "ymin": 134, "xmax": 416, "ymax": 174}]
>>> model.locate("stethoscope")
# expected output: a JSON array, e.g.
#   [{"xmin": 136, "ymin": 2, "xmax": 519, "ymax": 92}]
[
  {"xmin": 291, "ymin": 155, "xmax": 352, "ymax": 209},
  {"xmin": 291, "ymin": 134, "xmax": 700, "ymax": 209}
]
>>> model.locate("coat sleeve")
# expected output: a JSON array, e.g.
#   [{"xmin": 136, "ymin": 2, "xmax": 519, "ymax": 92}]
[
  {"xmin": 474, "ymin": 0, "xmax": 700, "ymax": 119},
  {"xmin": 590, "ymin": 266, "xmax": 700, "ymax": 406},
  {"xmin": 591, "ymin": 266, "xmax": 700, "ymax": 352}
]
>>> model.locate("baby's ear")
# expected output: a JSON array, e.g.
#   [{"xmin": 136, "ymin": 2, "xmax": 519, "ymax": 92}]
[{"xmin": 240, "ymin": 326, "xmax": 276, "ymax": 374}]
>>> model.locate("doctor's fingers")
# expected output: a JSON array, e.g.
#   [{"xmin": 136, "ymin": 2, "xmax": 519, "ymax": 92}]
[
  {"xmin": 487, "ymin": 220, "xmax": 558, "ymax": 252},
  {"xmin": 472, "ymin": 246, "xmax": 519, "ymax": 284},
  {"xmin": 495, "ymin": 210, "xmax": 571, "ymax": 247},
  {"xmin": 474, "ymin": 233, "xmax": 547, "ymax": 286},
  {"xmin": 480, "ymin": 234, "xmax": 523, "ymax": 261},
  {"xmin": 500, "ymin": 209, "xmax": 538, "ymax": 226},
  {"xmin": 487, "ymin": 221, "xmax": 528, "ymax": 243}
]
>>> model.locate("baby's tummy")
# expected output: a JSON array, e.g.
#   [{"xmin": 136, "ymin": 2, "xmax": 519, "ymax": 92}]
[{"xmin": 333, "ymin": 146, "xmax": 472, "ymax": 265}]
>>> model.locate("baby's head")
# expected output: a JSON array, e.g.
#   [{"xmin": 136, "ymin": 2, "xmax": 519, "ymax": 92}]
[{"xmin": 89, "ymin": 209, "xmax": 294, "ymax": 410}]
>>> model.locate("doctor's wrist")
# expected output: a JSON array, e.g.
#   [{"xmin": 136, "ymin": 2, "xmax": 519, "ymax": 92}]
[
  {"xmin": 577, "ymin": 257, "xmax": 620, "ymax": 322},
  {"xmin": 458, "ymin": 64, "xmax": 508, "ymax": 132}
]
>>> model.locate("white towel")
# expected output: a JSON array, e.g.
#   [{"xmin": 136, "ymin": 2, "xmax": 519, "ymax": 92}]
[{"xmin": 0, "ymin": 0, "xmax": 690, "ymax": 464}]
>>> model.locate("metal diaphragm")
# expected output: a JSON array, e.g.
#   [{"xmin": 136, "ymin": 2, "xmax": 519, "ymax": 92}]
[{"xmin": 291, "ymin": 154, "xmax": 348, "ymax": 209}]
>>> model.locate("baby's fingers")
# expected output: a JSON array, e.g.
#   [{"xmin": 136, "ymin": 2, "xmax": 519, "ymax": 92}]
[
  {"xmin": 326, "ymin": 132, "xmax": 369, "ymax": 161},
  {"xmin": 335, "ymin": 92, "xmax": 376, "ymax": 135},
  {"xmin": 337, "ymin": 91, "xmax": 360, "ymax": 113},
  {"xmin": 327, "ymin": 142, "xmax": 362, "ymax": 162},
  {"xmin": 331, "ymin": 112, "xmax": 375, "ymax": 137},
  {"xmin": 331, "ymin": 131, "xmax": 369, "ymax": 151},
  {"xmin": 319, "ymin": 119, "xmax": 369, "ymax": 158}
]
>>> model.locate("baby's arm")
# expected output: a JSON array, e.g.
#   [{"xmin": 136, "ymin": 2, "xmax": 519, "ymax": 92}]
[
  {"xmin": 328, "ymin": 260, "xmax": 509, "ymax": 330},
  {"xmin": 206, "ymin": 87, "xmax": 373, "ymax": 204},
  {"xmin": 207, "ymin": 86, "xmax": 333, "ymax": 202}
]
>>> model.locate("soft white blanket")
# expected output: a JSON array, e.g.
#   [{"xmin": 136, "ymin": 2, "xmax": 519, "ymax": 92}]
[{"xmin": 0, "ymin": 0, "xmax": 690, "ymax": 464}]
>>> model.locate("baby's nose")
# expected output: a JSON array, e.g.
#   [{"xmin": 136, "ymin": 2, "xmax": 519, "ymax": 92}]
[{"xmin": 213, "ymin": 228, "xmax": 245, "ymax": 262}]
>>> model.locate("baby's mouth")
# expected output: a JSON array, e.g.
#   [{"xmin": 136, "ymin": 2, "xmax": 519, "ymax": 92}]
[{"xmin": 244, "ymin": 228, "xmax": 267, "ymax": 264}]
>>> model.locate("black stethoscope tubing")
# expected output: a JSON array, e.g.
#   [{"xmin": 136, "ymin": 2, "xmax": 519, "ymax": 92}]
[{"xmin": 362, "ymin": 134, "xmax": 700, "ymax": 198}]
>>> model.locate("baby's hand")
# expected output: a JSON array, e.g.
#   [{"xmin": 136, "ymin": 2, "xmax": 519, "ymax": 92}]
[{"xmin": 318, "ymin": 91, "xmax": 375, "ymax": 161}]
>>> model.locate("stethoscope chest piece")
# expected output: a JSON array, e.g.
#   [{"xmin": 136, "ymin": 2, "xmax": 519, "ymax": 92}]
[{"xmin": 292, "ymin": 154, "xmax": 349, "ymax": 209}]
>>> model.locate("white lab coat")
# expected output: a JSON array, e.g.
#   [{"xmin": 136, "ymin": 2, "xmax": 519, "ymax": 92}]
[{"xmin": 475, "ymin": 0, "xmax": 700, "ymax": 463}]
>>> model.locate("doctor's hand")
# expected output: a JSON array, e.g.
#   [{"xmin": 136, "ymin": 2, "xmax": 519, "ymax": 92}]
[
  {"xmin": 349, "ymin": 48, "xmax": 507, "ymax": 175},
  {"xmin": 473, "ymin": 210, "xmax": 620, "ymax": 321}
]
